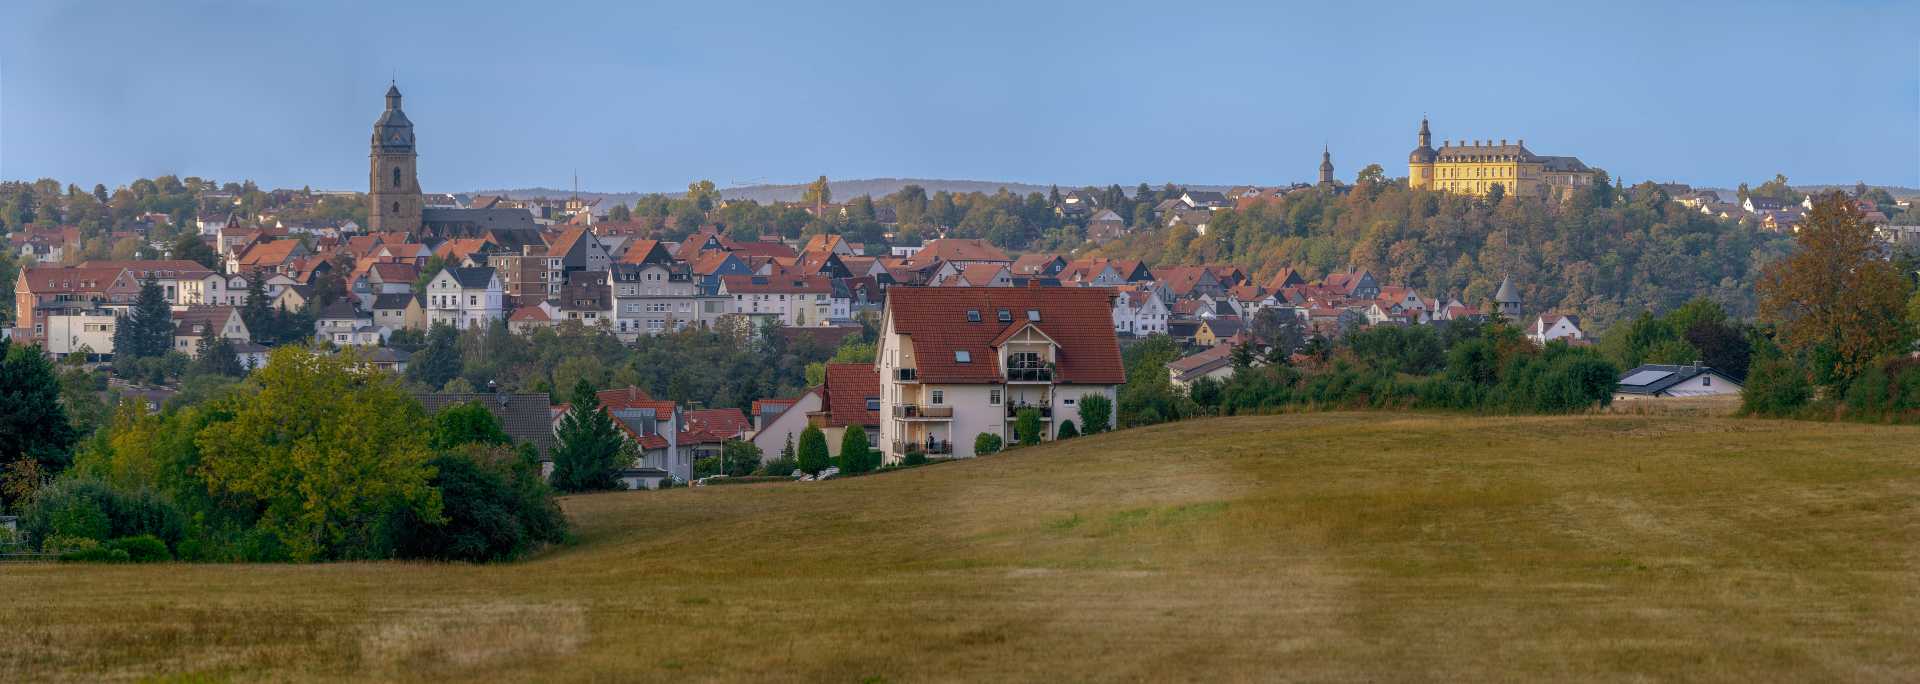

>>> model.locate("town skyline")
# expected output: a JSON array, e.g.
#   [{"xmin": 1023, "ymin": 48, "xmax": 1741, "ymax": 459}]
[{"xmin": 2, "ymin": 0, "xmax": 1915, "ymax": 192}]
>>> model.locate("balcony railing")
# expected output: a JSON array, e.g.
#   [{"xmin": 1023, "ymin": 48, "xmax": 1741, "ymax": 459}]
[
  {"xmin": 894, "ymin": 439, "xmax": 953, "ymax": 455},
  {"xmin": 894, "ymin": 368, "xmax": 918, "ymax": 382},
  {"xmin": 1005, "ymin": 404, "xmax": 1053, "ymax": 419},
  {"xmin": 1005, "ymin": 366, "xmax": 1054, "ymax": 382},
  {"xmin": 893, "ymin": 404, "xmax": 953, "ymax": 419}
]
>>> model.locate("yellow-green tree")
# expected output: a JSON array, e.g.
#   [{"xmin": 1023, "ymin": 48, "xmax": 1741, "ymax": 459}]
[{"xmin": 198, "ymin": 348, "xmax": 442, "ymax": 561}]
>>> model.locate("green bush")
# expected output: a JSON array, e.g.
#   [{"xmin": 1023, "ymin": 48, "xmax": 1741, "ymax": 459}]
[
  {"xmin": 23, "ymin": 479, "xmax": 186, "ymax": 551},
  {"xmin": 796, "ymin": 426, "xmax": 831, "ymax": 475},
  {"xmin": 901, "ymin": 451, "xmax": 928, "ymax": 466},
  {"xmin": 388, "ymin": 446, "xmax": 568, "ymax": 563},
  {"xmin": 762, "ymin": 458, "xmax": 799, "ymax": 477},
  {"xmin": 109, "ymin": 535, "xmax": 171, "ymax": 563},
  {"xmin": 973, "ymin": 433, "xmax": 1003, "ymax": 456},
  {"xmin": 1056, "ymin": 420, "xmax": 1079, "ymax": 439},
  {"xmin": 693, "ymin": 456, "xmax": 722, "ymax": 479},
  {"xmin": 1077, "ymin": 394, "xmax": 1113, "ymax": 434},
  {"xmin": 1014, "ymin": 409, "xmax": 1043, "ymax": 446},
  {"xmin": 60, "ymin": 546, "xmax": 130, "ymax": 563},
  {"xmin": 1741, "ymin": 356, "xmax": 1813, "ymax": 417}
]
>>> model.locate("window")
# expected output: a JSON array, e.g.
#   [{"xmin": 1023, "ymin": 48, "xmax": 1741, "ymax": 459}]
[
  {"xmin": 966, "ymin": 310, "xmax": 981, "ymax": 323},
  {"xmin": 989, "ymin": 389, "xmax": 1001, "ymax": 405},
  {"xmin": 954, "ymin": 350, "xmax": 971, "ymax": 363},
  {"xmin": 865, "ymin": 397, "xmax": 879, "ymax": 411},
  {"xmin": 1027, "ymin": 310, "xmax": 1040, "ymax": 321},
  {"xmin": 392, "ymin": 167, "xmax": 402, "ymax": 188},
  {"xmin": 1064, "ymin": 397, "xmax": 1076, "ymax": 405},
  {"xmin": 997, "ymin": 309, "xmax": 1012, "ymax": 322},
  {"xmin": 931, "ymin": 390, "xmax": 944, "ymax": 405},
  {"xmin": 1703, "ymin": 376, "xmax": 1712, "ymax": 387}
]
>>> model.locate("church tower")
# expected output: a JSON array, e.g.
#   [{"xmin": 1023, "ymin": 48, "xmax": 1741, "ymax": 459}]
[
  {"xmin": 1318, "ymin": 146, "xmax": 1336, "ymax": 187},
  {"xmin": 368, "ymin": 82, "xmax": 423, "ymax": 233},
  {"xmin": 1407, "ymin": 117, "xmax": 1437, "ymax": 190}
]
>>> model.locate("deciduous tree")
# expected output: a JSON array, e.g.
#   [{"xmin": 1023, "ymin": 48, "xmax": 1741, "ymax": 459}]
[{"xmin": 1757, "ymin": 192, "xmax": 1910, "ymax": 388}]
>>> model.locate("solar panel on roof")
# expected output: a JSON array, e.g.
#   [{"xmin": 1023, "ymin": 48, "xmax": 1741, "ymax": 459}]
[{"xmin": 1621, "ymin": 370, "xmax": 1674, "ymax": 386}]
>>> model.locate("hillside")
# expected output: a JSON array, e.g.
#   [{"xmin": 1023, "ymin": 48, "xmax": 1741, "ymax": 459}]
[{"xmin": 6, "ymin": 412, "xmax": 1920, "ymax": 681}]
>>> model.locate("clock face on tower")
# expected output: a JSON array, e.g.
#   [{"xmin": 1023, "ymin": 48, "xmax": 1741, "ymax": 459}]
[{"xmin": 390, "ymin": 134, "xmax": 406, "ymax": 145}]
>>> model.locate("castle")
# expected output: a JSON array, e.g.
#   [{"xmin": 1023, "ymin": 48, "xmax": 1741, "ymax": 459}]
[{"xmin": 1406, "ymin": 118, "xmax": 1596, "ymax": 200}]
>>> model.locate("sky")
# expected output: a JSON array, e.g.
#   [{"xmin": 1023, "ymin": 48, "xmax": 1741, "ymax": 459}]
[{"xmin": 2, "ymin": 0, "xmax": 1916, "ymax": 194}]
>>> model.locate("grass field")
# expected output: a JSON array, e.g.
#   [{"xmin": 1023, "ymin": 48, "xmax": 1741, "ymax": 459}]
[{"xmin": 6, "ymin": 412, "xmax": 1920, "ymax": 682}]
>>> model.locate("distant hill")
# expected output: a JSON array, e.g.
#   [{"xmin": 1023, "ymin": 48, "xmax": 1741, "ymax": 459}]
[{"xmin": 468, "ymin": 178, "xmax": 1235, "ymax": 207}]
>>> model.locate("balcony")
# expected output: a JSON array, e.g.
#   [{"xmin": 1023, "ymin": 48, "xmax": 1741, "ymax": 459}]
[
  {"xmin": 894, "ymin": 439, "xmax": 953, "ymax": 455},
  {"xmin": 1005, "ymin": 365, "xmax": 1054, "ymax": 383},
  {"xmin": 1005, "ymin": 404, "xmax": 1053, "ymax": 419},
  {"xmin": 894, "ymin": 367, "xmax": 918, "ymax": 382},
  {"xmin": 893, "ymin": 404, "xmax": 953, "ymax": 419}
]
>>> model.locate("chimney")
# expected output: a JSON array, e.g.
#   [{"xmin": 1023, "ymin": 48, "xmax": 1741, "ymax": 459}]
[{"xmin": 1500, "ymin": 139, "xmax": 1507, "ymax": 146}]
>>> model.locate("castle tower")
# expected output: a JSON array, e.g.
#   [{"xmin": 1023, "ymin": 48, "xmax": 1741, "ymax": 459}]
[
  {"xmin": 1493, "ymin": 274, "xmax": 1523, "ymax": 319},
  {"xmin": 1318, "ymin": 146, "xmax": 1335, "ymax": 187},
  {"xmin": 1407, "ymin": 117, "xmax": 1437, "ymax": 190},
  {"xmin": 368, "ymin": 82, "xmax": 423, "ymax": 233}
]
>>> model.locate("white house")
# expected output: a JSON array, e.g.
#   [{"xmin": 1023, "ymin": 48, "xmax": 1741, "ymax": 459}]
[
  {"xmin": 718, "ymin": 274, "xmax": 843, "ymax": 327},
  {"xmin": 1529, "ymin": 313, "xmax": 1586, "ymax": 345},
  {"xmin": 748, "ymin": 389, "xmax": 824, "ymax": 464},
  {"xmin": 425, "ymin": 267, "xmax": 505, "ymax": 330},
  {"xmin": 1113, "ymin": 289, "xmax": 1170, "ymax": 336},
  {"xmin": 875, "ymin": 287, "xmax": 1125, "ymax": 463}
]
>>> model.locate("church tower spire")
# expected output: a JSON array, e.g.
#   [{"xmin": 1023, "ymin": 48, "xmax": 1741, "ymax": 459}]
[
  {"xmin": 1318, "ymin": 145, "xmax": 1335, "ymax": 186},
  {"xmin": 1419, "ymin": 116, "xmax": 1432, "ymax": 149},
  {"xmin": 369, "ymin": 82, "xmax": 422, "ymax": 233}
]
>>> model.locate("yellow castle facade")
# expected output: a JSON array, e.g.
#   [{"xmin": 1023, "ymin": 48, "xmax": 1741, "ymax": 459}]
[{"xmin": 1407, "ymin": 118, "xmax": 1596, "ymax": 200}]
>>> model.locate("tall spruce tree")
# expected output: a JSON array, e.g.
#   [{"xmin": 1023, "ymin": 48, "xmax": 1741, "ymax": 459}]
[
  {"xmin": 549, "ymin": 379, "xmax": 628, "ymax": 491},
  {"xmin": 112, "ymin": 276, "xmax": 173, "ymax": 360},
  {"xmin": 407, "ymin": 323, "xmax": 462, "ymax": 390}
]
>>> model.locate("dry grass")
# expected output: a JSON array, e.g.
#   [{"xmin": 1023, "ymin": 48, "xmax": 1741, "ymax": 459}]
[{"xmin": 5, "ymin": 412, "xmax": 1919, "ymax": 682}]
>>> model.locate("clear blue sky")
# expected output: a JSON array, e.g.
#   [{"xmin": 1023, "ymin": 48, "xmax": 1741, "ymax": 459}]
[{"xmin": 3, "ymin": 0, "xmax": 1915, "ymax": 193}]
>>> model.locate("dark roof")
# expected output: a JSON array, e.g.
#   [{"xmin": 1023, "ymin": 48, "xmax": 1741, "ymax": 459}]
[
  {"xmin": 442, "ymin": 266, "xmax": 497, "ymax": 289},
  {"xmin": 887, "ymin": 287, "xmax": 1124, "ymax": 385},
  {"xmin": 1168, "ymin": 344, "xmax": 1234, "ymax": 382},
  {"xmin": 371, "ymin": 292, "xmax": 415, "ymax": 310},
  {"xmin": 1614, "ymin": 364, "xmax": 1740, "ymax": 396},
  {"xmin": 414, "ymin": 393, "xmax": 557, "ymax": 457}
]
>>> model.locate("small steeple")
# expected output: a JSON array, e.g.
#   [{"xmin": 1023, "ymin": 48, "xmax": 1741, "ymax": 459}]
[
  {"xmin": 385, "ymin": 81, "xmax": 402, "ymax": 111},
  {"xmin": 1418, "ymin": 116, "xmax": 1432, "ymax": 149},
  {"xmin": 1318, "ymin": 145, "xmax": 1335, "ymax": 186}
]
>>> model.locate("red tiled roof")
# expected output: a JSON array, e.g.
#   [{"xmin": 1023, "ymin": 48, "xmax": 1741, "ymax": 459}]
[
  {"xmin": 237, "ymin": 240, "xmax": 304, "ymax": 268},
  {"xmin": 957, "ymin": 263, "xmax": 1007, "ymax": 286},
  {"xmin": 546, "ymin": 227, "xmax": 591, "ymax": 258},
  {"xmin": 618, "ymin": 239, "xmax": 666, "ymax": 264},
  {"xmin": 508, "ymin": 306, "xmax": 551, "ymax": 322},
  {"xmin": 433, "ymin": 237, "xmax": 495, "ymax": 263},
  {"xmin": 820, "ymin": 363, "xmax": 880, "ymax": 427},
  {"xmin": 680, "ymin": 408, "xmax": 751, "ymax": 443},
  {"xmin": 887, "ymin": 287, "xmax": 1125, "ymax": 385}
]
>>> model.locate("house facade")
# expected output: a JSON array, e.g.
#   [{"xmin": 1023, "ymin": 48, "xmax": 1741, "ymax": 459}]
[
  {"xmin": 875, "ymin": 287, "xmax": 1125, "ymax": 463},
  {"xmin": 425, "ymin": 267, "xmax": 505, "ymax": 330}
]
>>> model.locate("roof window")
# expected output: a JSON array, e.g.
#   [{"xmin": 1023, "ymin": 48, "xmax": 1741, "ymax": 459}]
[
  {"xmin": 966, "ymin": 309, "xmax": 981, "ymax": 323},
  {"xmin": 1027, "ymin": 309, "xmax": 1041, "ymax": 322},
  {"xmin": 955, "ymin": 350, "xmax": 971, "ymax": 363},
  {"xmin": 997, "ymin": 309, "xmax": 1012, "ymax": 322}
]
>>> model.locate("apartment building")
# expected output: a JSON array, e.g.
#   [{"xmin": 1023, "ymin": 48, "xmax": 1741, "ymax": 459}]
[{"xmin": 875, "ymin": 287, "xmax": 1125, "ymax": 463}]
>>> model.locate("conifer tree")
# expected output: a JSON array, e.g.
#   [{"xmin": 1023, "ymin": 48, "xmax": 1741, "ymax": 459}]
[
  {"xmin": 550, "ymin": 379, "xmax": 628, "ymax": 491},
  {"xmin": 112, "ymin": 277, "xmax": 173, "ymax": 360}
]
